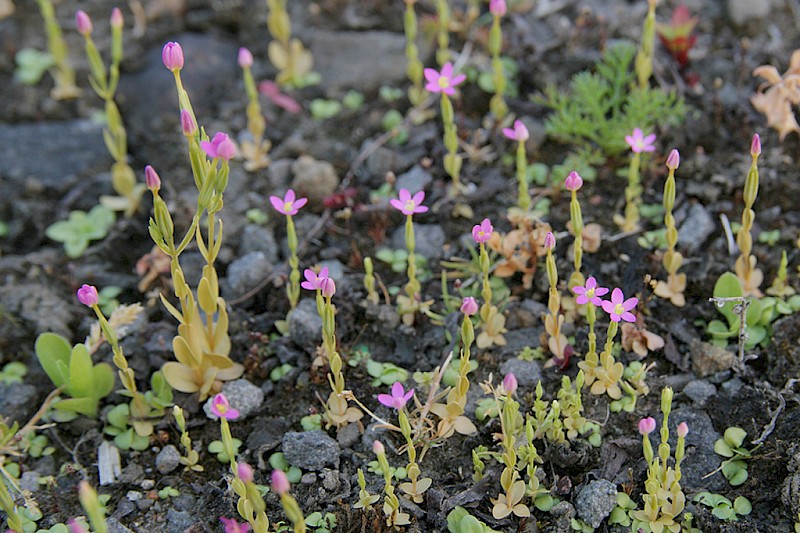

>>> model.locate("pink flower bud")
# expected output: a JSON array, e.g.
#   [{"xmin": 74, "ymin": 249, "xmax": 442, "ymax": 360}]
[
  {"xmin": 144, "ymin": 165, "xmax": 161, "ymax": 192},
  {"xmin": 76, "ymin": 284, "xmax": 99, "ymax": 307},
  {"xmin": 320, "ymin": 277, "xmax": 336, "ymax": 298},
  {"xmin": 677, "ymin": 422, "xmax": 689, "ymax": 438},
  {"xmin": 502, "ymin": 373, "xmax": 518, "ymax": 395},
  {"xmin": 638, "ymin": 417, "xmax": 656, "ymax": 435},
  {"xmin": 564, "ymin": 171, "xmax": 583, "ymax": 192},
  {"xmin": 544, "ymin": 231, "xmax": 555, "ymax": 250},
  {"xmin": 75, "ymin": 10, "xmax": 93, "ymax": 36},
  {"xmin": 271, "ymin": 469, "xmax": 290, "ymax": 495},
  {"xmin": 489, "ymin": 0, "xmax": 507, "ymax": 16},
  {"xmin": 238, "ymin": 47, "xmax": 253, "ymax": 68},
  {"xmin": 372, "ymin": 440, "xmax": 385, "ymax": 455},
  {"xmin": 237, "ymin": 462, "xmax": 254, "ymax": 483},
  {"xmin": 666, "ymin": 149, "xmax": 680, "ymax": 170},
  {"xmin": 460, "ymin": 296, "xmax": 478, "ymax": 316},
  {"xmin": 68, "ymin": 519, "xmax": 88, "ymax": 533},
  {"xmin": 750, "ymin": 133, "xmax": 761, "ymax": 156},
  {"xmin": 110, "ymin": 8, "xmax": 123, "ymax": 29},
  {"xmin": 180, "ymin": 110, "xmax": 197, "ymax": 137},
  {"xmin": 162, "ymin": 41, "xmax": 184, "ymax": 71}
]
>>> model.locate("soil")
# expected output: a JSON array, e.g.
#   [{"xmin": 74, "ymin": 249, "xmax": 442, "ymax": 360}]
[{"xmin": 1, "ymin": 1, "xmax": 800, "ymax": 532}]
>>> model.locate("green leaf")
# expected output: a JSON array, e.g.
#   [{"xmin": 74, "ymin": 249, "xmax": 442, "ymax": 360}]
[
  {"xmin": 722, "ymin": 460, "xmax": 748, "ymax": 486},
  {"xmin": 14, "ymin": 48, "xmax": 55, "ymax": 85},
  {"xmin": 106, "ymin": 403, "xmax": 131, "ymax": 429},
  {"xmin": 724, "ymin": 427, "xmax": 747, "ymax": 448},
  {"xmin": 54, "ymin": 397, "xmax": 97, "ymax": 416},
  {"xmin": 714, "ymin": 438, "xmax": 734, "ymax": 457},
  {"xmin": 310, "ymin": 99, "xmax": 342, "ymax": 120},
  {"xmin": 35, "ymin": 332, "xmax": 72, "ymax": 388},
  {"xmin": 733, "ymin": 496, "xmax": 752, "ymax": 515},
  {"xmin": 711, "ymin": 504, "xmax": 735, "ymax": 520},
  {"xmin": 712, "ymin": 272, "xmax": 744, "ymax": 326},
  {"xmin": 68, "ymin": 343, "xmax": 94, "ymax": 399},
  {"xmin": 92, "ymin": 363, "xmax": 115, "ymax": 399}
]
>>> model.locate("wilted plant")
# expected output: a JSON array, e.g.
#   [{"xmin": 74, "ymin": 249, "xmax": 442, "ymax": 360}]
[
  {"xmin": 487, "ymin": 0, "xmax": 508, "ymax": 118},
  {"xmin": 487, "ymin": 218, "xmax": 552, "ymax": 289},
  {"xmin": 751, "ymin": 50, "xmax": 800, "ymax": 140},
  {"xmin": 425, "ymin": 63, "xmax": 466, "ymax": 193},
  {"xmin": 266, "ymin": 0, "xmax": 316, "ymax": 88},
  {"xmin": 76, "ymin": 9, "xmax": 143, "ymax": 217},
  {"xmin": 654, "ymin": 149, "xmax": 686, "ymax": 306},
  {"xmin": 238, "ymin": 47, "xmax": 271, "ymax": 171},
  {"xmin": 35, "ymin": 0, "xmax": 80, "ymax": 99},
  {"xmin": 734, "ymin": 134, "xmax": 764, "ymax": 296}
]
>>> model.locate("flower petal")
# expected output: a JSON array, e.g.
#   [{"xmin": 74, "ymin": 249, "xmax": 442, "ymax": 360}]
[
  {"xmin": 398, "ymin": 189, "xmax": 411, "ymax": 202},
  {"xmin": 621, "ymin": 311, "xmax": 636, "ymax": 323},
  {"xmin": 594, "ymin": 287, "xmax": 609, "ymax": 297},
  {"xmin": 377, "ymin": 394, "xmax": 394, "ymax": 408},
  {"xmin": 411, "ymin": 190, "xmax": 425, "ymax": 206},
  {"xmin": 293, "ymin": 197, "xmax": 308, "ymax": 210},
  {"xmin": 423, "ymin": 68, "xmax": 439, "ymax": 84},
  {"xmin": 441, "ymin": 62, "xmax": 453, "ymax": 78},
  {"xmin": 285, "ymin": 189, "xmax": 295, "ymax": 203},
  {"xmin": 269, "ymin": 196, "xmax": 284, "ymax": 212},
  {"xmin": 390, "ymin": 199, "xmax": 404, "ymax": 211},
  {"xmin": 391, "ymin": 381, "xmax": 404, "ymax": 398},
  {"xmin": 601, "ymin": 301, "xmax": 615, "ymax": 314},
  {"xmin": 622, "ymin": 297, "xmax": 639, "ymax": 311},
  {"xmin": 450, "ymin": 73, "xmax": 466, "ymax": 86},
  {"xmin": 610, "ymin": 288, "xmax": 623, "ymax": 304}
]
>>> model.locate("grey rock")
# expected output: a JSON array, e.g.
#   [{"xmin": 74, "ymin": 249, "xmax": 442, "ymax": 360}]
[
  {"xmin": 395, "ymin": 165, "xmax": 432, "ymax": 194},
  {"xmin": 682, "ymin": 380, "xmax": 716, "ymax": 406},
  {"xmin": 678, "ymin": 203, "xmax": 715, "ymax": 254},
  {"xmin": 0, "ymin": 119, "xmax": 110, "ymax": 194},
  {"xmin": 267, "ymin": 159, "xmax": 294, "ymax": 190},
  {"xmin": 283, "ymin": 430, "xmax": 340, "ymax": 471},
  {"xmin": 221, "ymin": 379, "xmax": 264, "ymax": 419},
  {"xmin": 336, "ymin": 422, "xmax": 361, "ymax": 449},
  {"xmin": 225, "ymin": 252, "xmax": 271, "ymax": 298},
  {"xmin": 575, "ymin": 480, "xmax": 617, "ymax": 528},
  {"xmin": 118, "ymin": 463, "xmax": 144, "ymax": 485},
  {"xmin": 391, "ymin": 224, "xmax": 445, "ymax": 260},
  {"xmin": 0, "ymin": 283, "xmax": 73, "ymax": 338},
  {"xmin": 500, "ymin": 356, "xmax": 542, "ymax": 390},
  {"xmin": 291, "ymin": 155, "xmax": 340, "ymax": 211},
  {"xmin": 155, "ymin": 445, "xmax": 181, "ymax": 474},
  {"xmin": 319, "ymin": 259, "xmax": 346, "ymax": 281},
  {"xmin": 106, "ymin": 517, "xmax": 135, "ymax": 533},
  {"xmin": 239, "ymin": 224, "xmax": 279, "ymax": 263},
  {"xmin": 166, "ymin": 508, "xmax": 196, "ymax": 533},
  {"xmin": 549, "ymin": 501, "xmax": 576, "ymax": 533},
  {"xmin": 308, "ymin": 30, "xmax": 409, "ymax": 92},
  {"xmin": 322, "ymin": 470, "xmax": 340, "ymax": 491},
  {"xmin": 126, "ymin": 491, "xmax": 143, "ymax": 501},
  {"xmin": 289, "ymin": 298, "xmax": 323, "ymax": 350},
  {"xmin": 301, "ymin": 472, "xmax": 318, "ymax": 484},
  {"xmin": 727, "ymin": 0, "xmax": 771, "ymax": 25},
  {"xmin": 19, "ymin": 471, "xmax": 39, "ymax": 493},
  {"xmin": 0, "ymin": 382, "xmax": 38, "ymax": 424},
  {"xmin": 366, "ymin": 146, "xmax": 399, "ymax": 180}
]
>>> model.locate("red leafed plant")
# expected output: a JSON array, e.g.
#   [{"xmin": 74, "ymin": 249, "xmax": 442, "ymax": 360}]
[{"xmin": 656, "ymin": 4, "xmax": 698, "ymax": 68}]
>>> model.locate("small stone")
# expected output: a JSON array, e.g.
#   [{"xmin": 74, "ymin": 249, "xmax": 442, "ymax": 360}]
[
  {"xmin": 391, "ymin": 224, "xmax": 445, "ymax": 260},
  {"xmin": 322, "ymin": 469, "xmax": 341, "ymax": 491},
  {"xmin": 220, "ymin": 379, "xmax": 264, "ymax": 419},
  {"xmin": 301, "ymin": 472, "xmax": 318, "ymax": 484},
  {"xmin": 682, "ymin": 380, "xmax": 716, "ymax": 406},
  {"xmin": 140, "ymin": 479, "xmax": 155, "ymax": 490},
  {"xmin": 291, "ymin": 155, "xmax": 340, "ymax": 211},
  {"xmin": 288, "ymin": 298, "xmax": 323, "ymax": 350},
  {"xmin": 727, "ymin": 0, "xmax": 771, "ymax": 25},
  {"xmin": 19, "ymin": 471, "xmax": 39, "ymax": 493},
  {"xmin": 678, "ymin": 203, "xmax": 715, "ymax": 254},
  {"xmin": 395, "ymin": 165, "xmax": 432, "ymax": 194},
  {"xmin": 155, "ymin": 445, "xmax": 181, "ymax": 474},
  {"xmin": 575, "ymin": 480, "xmax": 617, "ymax": 528},
  {"xmin": 366, "ymin": 146, "xmax": 398, "ymax": 180},
  {"xmin": 0, "ymin": 382, "xmax": 38, "ymax": 424},
  {"xmin": 500, "ymin": 358, "xmax": 542, "ymax": 389},
  {"xmin": 238, "ymin": 224, "xmax": 279, "ymax": 263},
  {"xmin": 225, "ymin": 252, "xmax": 271, "ymax": 298},
  {"xmin": 126, "ymin": 491, "xmax": 143, "ymax": 501},
  {"xmin": 267, "ymin": 159, "xmax": 294, "ymax": 190},
  {"xmin": 283, "ymin": 430, "xmax": 340, "ymax": 471},
  {"xmin": 118, "ymin": 463, "xmax": 144, "ymax": 485},
  {"xmin": 166, "ymin": 508, "xmax": 196, "ymax": 533},
  {"xmin": 690, "ymin": 339, "xmax": 735, "ymax": 378}
]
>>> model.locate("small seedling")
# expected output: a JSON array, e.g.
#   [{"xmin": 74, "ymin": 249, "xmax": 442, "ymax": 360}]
[
  {"xmin": 14, "ymin": 48, "xmax": 55, "ymax": 85},
  {"xmin": 209, "ymin": 436, "xmax": 242, "ymax": 463},
  {"xmin": 366, "ymin": 360, "xmax": 409, "ymax": 387},
  {"xmin": 310, "ymin": 99, "xmax": 342, "ymax": 120},
  {"xmin": 269, "ymin": 452, "xmax": 302, "ymax": 483},
  {"xmin": 0, "ymin": 361, "xmax": 27, "ymax": 385},
  {"xmin": 45, "ymin": 205, "xmax": 115, "ymax": 258},
  {"xmin": 305, "ymin": 511, "xmax": 336, "ymax": 533},
  {"xmin": 446, "ymin": 506, "xmax": 501, "ymax": 533},
  {"xmin": 693, "ymin": 492, "xmax": 752, "ymax": 521},
  {"xmin": 105, "ymin": 403, "xmax": 149, "ymax": 450},
  {"xmin": 711, "ymin": 426, "xmax": 760, "ymax": 486},
  {"xmin": 158, "ymin": 486, "xmax": 180, "ymax": 499}
]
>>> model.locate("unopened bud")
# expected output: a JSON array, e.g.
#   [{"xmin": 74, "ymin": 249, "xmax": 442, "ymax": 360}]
[
  {"xmin": 238, "ymin": 47, "xmax": 253, "ymax": 68},
  {"xmin": 271, "ymin": 469, "xmax": 290, "ymax": 495},
  {"xmin": 144, "ymin": 165, "xmax": 161, "ymax": 192},
  {"xmin": 75, "ymin": 10, "xmax": 93, "ymax": 36},
  {"xmin": 750, "ymin": 133, "xmax": 761, "ymax": 157},
  {"xmin": 666, "ymin": 149, "xmax": 680, "ymax": 170},
  {"xmin": 110, "ymin": 8, "xmax": 123, "ymax": 29}
]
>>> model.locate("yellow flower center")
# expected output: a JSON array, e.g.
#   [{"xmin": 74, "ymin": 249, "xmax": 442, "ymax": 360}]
[
  {"xmin": 217, "ymin": 404, "xmax": 228, "ymax": 414},
  {"xmin": 283, "ymin": 201, "xmax": 293, "ymax": 212},
  {"xmin": 404, "ymin": 200, "xmax": 416, "ymax": 212},
  {"xmin": 438, "ymin": 77, "xmax": 449, "ymax": 89},
  {"xmin": 586, "ymin": 288, "xmax": 595, "ymax": 298},
  {"xmin": 614, "ymin": 303, "xmax": 625, "ymax": 316}
]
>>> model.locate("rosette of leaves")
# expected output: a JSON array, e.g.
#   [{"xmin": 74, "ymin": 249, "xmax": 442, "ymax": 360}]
[
  {"xmin": 45, "ymin": 205, "xmax": 115, "ymax": 258},
  {"xmin": 714, "ymin": 427, "xmax": 757, "ymax": 486},
  {"xmin": 35, "ymin": 333, "xmax": 114, "ymax": 420},
  {"xmin": 693, "ymin": 492, "xmax": 752, "ymax": 521},
  {"xmin": 446, "ymin": 506, "xmax": 501, "ymax": 533}
]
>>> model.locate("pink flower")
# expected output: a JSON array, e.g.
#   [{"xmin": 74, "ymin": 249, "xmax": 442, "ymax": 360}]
[
  {"xmin": 564, "ymin": 171, "xmax": 583, "ymax": 192},
  {"xmin": 372, "ymin": 440, "xmax": 385, "ymax": 455},
  {"xmin": 110, "ymin": 8, "xmax": 123, "ymax": 29},
  {"xmin": 666, "ymin": 149, "xmax": 680, "ymax": 170},
  {"xmin": 271, "ymin": 469, "xmax": 290, "ymax": 495},
  {"xmin": 625, "ymin": 128, "xmax": 656, "ymax": 153},
  {"xmin": 75, "ymin": 11, "xmax": 93, "ymax": 36},
  {"xmin": 677, "ymin": 422, "xmax": 689, "ymax": 438},
  {"xmin": 472, "ymin": 218, "xmax": 493, "ymax": 243},
  {"xmin": 301, "ymin": 266, "xmax": 329, "ymax": 291},
  {"xmin": 200, "ymin": 132, "xmax": 237, "ymax": 160},
  {"xmin": 423, "ymin": 62, "xmax": 466, "ymax": 96},
  {"xmin": 258, "ymin": 80, "xmax": 302, "ymax": 114},
  {"xmin": 460, "ymin": 296, "xmax": 478, "ymax": 316},
  {"xmin": 68, "ymin": 519, "xmax": 88, "ymax": 533},
  {"xmin": 544, "ymin": 231, "xmax": 555, "ymax": 250},
  {"xmin": 489, "ymin": 0, "xmax": 507, "ymax": 16},
  {"xmin": 601, "ymin": 288, "xmax": 638, "ymax": 323},
  {"xmin": 144, "ymin": 165, "xmax": 161, "ymax": 192},
  {"xmin": 209, "ymin": 393, "xmax": 239, "ymax": 420},
  {"xmin": 220, "ymin": 517, "xmax": 251, "ymax": 533},
  {"xmin": 502, "ymin": 373, "xmax": 518, "ymax": 395},
  {"xmin": 238, "ymin": 47, "xmax": 253, "ymax": 68},
  {"xmin": 319, "ymin": 277, "xmax": 336, "ymax": 298},
  {"xmin": 572, "ymin": 276, "xmax": 609, "ymax": 306},
  {"xmin": 180, "ymin": 110, "xmax": 197, "ymax": 137},
  {"xmin": 270, "ymin": 189, "xmax": 307, "ymax": 216},
  {"xmin": 237, "ymin": 462, "xmax": 254, "ymax": 483},
  {"xmin": 162, "ymin": 41, "xmax": 184, "ymax": 71},
  {"xmin": 502, "ymin": 119, "xmax": 529, "ymax": 142},
  {"xmin": 377, "ymin": 382, "xmax": 414, "ymax": 410},
  {"xmin": 76, "ymin": 284, "xmax": 99, "ymax": 307},
  {"xmin": 750, "ymin": 133, "xmax": 761, "ymax": 156},
  {"xmin": 390, "ymin": 189, "xmax": 428, "ymax": 216},
  {"xmin": 638, "ymin": 417, "xmax": 656, "ymax": 435}
]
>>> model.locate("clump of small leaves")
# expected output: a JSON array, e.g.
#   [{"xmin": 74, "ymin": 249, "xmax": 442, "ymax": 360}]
[
  {"xmin": 0, "ymin": 361, "xmax": 26, "ymax": 385},
  {"xmin": 270, "ymin": 452, "xmax": 302, "ymax": 483},
  {"xmin": 712, "ymin": 427, "xmax": 760, "ymax": 486},
  {"xmin": 693, "ymin": 492, "xmax": 752, "ymax": 521},
  {"xmin": 305, "ymin": 511, "xmax": 336, "ymax": 533},
  {"xmin": 539, "ymin": 41, "xmax": 684, "ymax": 160},
  {"xmin": 14, "ymin": 48, "xmax": 55, "ymax": 85},
  {"xmin": 45, "ymin": 205, "xmax": 115, "ymax": 257},
  {"xmin": 446, "ymin": 506, "xmax": 502, "ymax": 533},
  {"xmin": 366, "ymin": 359, "xmax": 409, "ymax": 387}
]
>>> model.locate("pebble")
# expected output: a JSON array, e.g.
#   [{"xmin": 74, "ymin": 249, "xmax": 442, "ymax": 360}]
[
  {"xmin": 678, "ymin": 203, "xmax": 715, "ymax": 254},
  {"xmin": 391, "ymin": 224, "xmax": 445, "ymax": 260},
  {"xmin": 395, "ymin": 165, "xmax": 432, "ymax": 194},
  {"xmin": 690, "ymin": 339, "xmax": 735, "ymax": 377},
  {"xmin": 225, "ymin": 251, "xmax": 272, "ymax": 299},
  {"xmin": 238, "ymin": 224, "xmax": 279, "ymax": 263},
  {"xmin": 155, "ymin": 445, "xmax": 181, "ymax": 474},
  {"xmin": 682, "ymin": 380, "xmax": 717, "ymax": 406},
  {"xmin": 282, "ymin": 430, "xmax": 340, "ymax": 471},
  {"xmin": 288, "ymin": 298, "xmax": 323, "ymax": 350},
  {"xmin": 727, "ymin": 0, "xmax": 771, "ymax": 25},
  {"xmin": 221, "ymin": 379, "xmax": 264, "ymax": 419},
  {"xmin": 575, "ymin": 480, "xmax": 617, "ymax": 528},
  {"xmin": 500, "ymin": 357, "xmax": 542, "ymax": 390},
  {"xmin": 19, "ymin": 471, "xmax": 39, "ymax": 493},
  {"xmin": 166, "ymin": 508, "xmax": 196, "ymax": 533},
  {"xmin": 291, "ymin": 155, "xmax": 340, "ymax": 211}
]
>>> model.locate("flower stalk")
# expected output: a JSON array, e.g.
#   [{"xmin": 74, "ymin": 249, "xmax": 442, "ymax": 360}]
[{"xmin": 735, "ymin": 134, "xmax": 764, "ymax": 296}]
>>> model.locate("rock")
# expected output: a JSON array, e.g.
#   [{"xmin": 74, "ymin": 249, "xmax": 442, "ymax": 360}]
[
  {"xmin": 366, "ymin": 145, "xmax": 399, "ymax": 180},
  {"xmin": 395, "ymin": 165, "xmax": 432, "ymax": 194},
  {"xmin": 166, "ymin": 508, "xmax": 197, "ymax": 533},
  {"xmin": 19, "ymin": 471, "xmax": 39, "ymax": 493},
  {"xmin": 549, "ymin": 501, "xmax": 576, "ymax": 533},
  {"xmin": 291, "ymin": 155, "xmax": 340, "ymax": 211},
  {"xmin": 225, "ymin": 252, "xmax": 271, "ymax": 298},
  {"xmin": 690, "ymin": 339, "xmax": 735, "ymax": 377},
  {"xmin": 0, "ymin": 283, "xmax": 73, "ymax": 338},
  {"xmin": 118, "ymin": 463, "xmax": 144, "ymax": 485},
  {"xmin": 505, "ymin": 299, "xmax": 548, "ymax": 329},
  {"xmin": 336, "ymin": 422, "xmax": 361, "ymax": 449},
  {"xmin": 391, "ymin": 224, "xmax": 445, "ymax": 260},
  {"xmin": 307, "ymin": 30, "xmax": 410, "ymax": 92},
  {"xmin": 575, "ymin": 480, "xmax": 617, "ymax": 528},
  {"xmin": 288, "ymin": 298, "xmax": 323, "ymax": 350},
  {"xmin": 727, "ymin": 0, "xmax": 771, "ymax": 25},
  {"xmin": 238, "ymin": 224, "xmax": 279, "ymax": 263},
  {"xmin": 267, "ymin": 159, "xmax": 294, "ymax": 190},
  {"xmin": 500, "ymin": 357, "xmax": 542, "ymax": 389},
  {"xmin": 678, "ymin": 203, "xmax": 715, "ymax": 254},
  {"xmin": 682, "ymin": 380, "xmax": 716, "ymax": 406},
  {"xmin": 0, "ymin": 382, "xmax": 38, "ymax": 424},
  {"xmin": 155, "ymin": 445, "xmax": 181, "ymax": 474},
  {"xmin": 106, "ymin": 517, "xmax": 135, "ymax": 533},
  {"xmin": 321, "ymin": 469, "xmax": 340, "ymax": 491},
  {"xmin": 220, "ymin": 379, "xmax": 264, "ymax": 419},
  {"xmin": 282, "ymin": 430, "xmax": 340, "ymax": 471}
]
